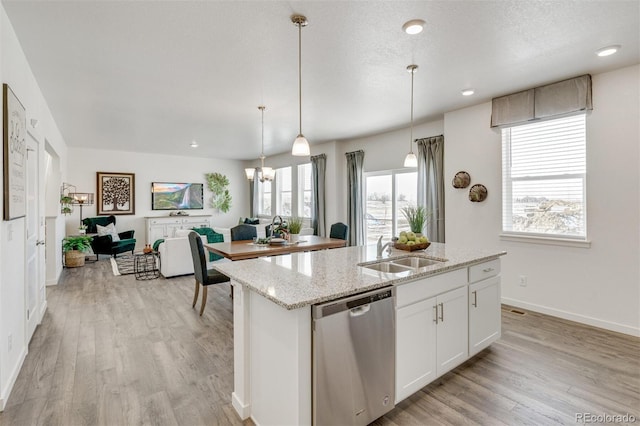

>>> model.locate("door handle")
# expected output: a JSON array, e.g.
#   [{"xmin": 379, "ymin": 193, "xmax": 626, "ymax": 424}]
[
  {"xmin": 433, "ymin": 305, "xmax": 438, "ymax": 324},
  {"xmin": 36, "ymin": 240, "xmax": 45, "ymax": 246},
  {"xmin": 472, "ymin": 290, "xmax": 477, "ymax": 307},
  {"xmin": 438, "ymin": 302, "xmax": 444, "ymax": 322}
]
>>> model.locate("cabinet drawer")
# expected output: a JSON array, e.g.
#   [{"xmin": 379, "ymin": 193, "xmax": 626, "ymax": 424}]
[
  {"xmin": 396, "ymin": 269, "xmax": 467, "ymax": 308},
  {"xmin": 468, "ymin": 259, "xmax": 500, "ymax": 283}
]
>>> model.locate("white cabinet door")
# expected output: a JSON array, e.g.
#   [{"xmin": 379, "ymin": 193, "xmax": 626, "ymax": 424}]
[
  {"xmin": 469, "ymin": 276, "xmax": 501, "ymax": 356},
  {"xmin": 436, "ymin": 286, "xmax": 468, "ymax": 377},
  {"xmin": 395, "ymin": 297, "xmax": 437, "ymax": 402}
]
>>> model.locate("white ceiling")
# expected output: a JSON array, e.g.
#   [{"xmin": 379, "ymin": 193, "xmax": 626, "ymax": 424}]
[{"xmin": 3, "ymin": 1, "xmax": 639, "ymax": 161}]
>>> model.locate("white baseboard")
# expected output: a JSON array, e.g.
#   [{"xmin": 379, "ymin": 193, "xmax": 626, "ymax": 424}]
[
  {"xmin": 502, "ymin": 297, "xmax": 640, "ymax": 337},
  {"xmin": 0, "ymin": 346, "xmax": 27, "ymax": 412},
  {"xmin": 232, "ymin": 391, "xmax": 251, "ymax": 420}
]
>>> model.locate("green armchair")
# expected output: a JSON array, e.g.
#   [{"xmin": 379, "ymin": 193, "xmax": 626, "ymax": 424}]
[{"xmin": 82, "ymin": 216, "xmax": 136, "ymax": 260}]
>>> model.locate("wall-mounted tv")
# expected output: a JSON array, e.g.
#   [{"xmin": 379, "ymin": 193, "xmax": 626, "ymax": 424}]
[{"xmin": 151, "ymin": 182, "xmax": 204, "ymax": 210}]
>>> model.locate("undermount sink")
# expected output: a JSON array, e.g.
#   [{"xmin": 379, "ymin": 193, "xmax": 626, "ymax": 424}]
[
  {"xmin": 390, "ymin": 256, "xmax": 445, "ymax": 268},
  {"xmin": 359, "ymin": 255, "xmax": 447, "ymax": 275},
  {"xmin": 361, "ymin": 262, "xmax": 414, "ymax": 273}
]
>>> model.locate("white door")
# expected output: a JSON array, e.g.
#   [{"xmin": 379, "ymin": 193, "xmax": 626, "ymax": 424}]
[{"xmin": 26, "ymin": 132, "xmax": 45, "ymax": 341}]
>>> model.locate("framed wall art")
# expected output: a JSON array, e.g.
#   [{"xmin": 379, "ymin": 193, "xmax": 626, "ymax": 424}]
[
  {"xmin": 97, "ymin": 172, "xmax": 135, "ymax": 215},
  {"xmin": 3, "ymin": 84, "xmax": 27, "ymax": 221}
]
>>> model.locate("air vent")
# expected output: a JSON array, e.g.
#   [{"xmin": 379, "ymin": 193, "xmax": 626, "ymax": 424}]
[{"xmin": 509, "ymin": 309, "xmax": 526, "ymax": 315}]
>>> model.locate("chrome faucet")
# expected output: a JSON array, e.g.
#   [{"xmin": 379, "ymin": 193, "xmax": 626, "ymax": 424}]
[
  {"xmin": 376, "ymin": 235, "xmax": 393, "ymax": 259},
  {"xmin": 270, "ymin": 215, "xmax": 283, "ymax": 238}
]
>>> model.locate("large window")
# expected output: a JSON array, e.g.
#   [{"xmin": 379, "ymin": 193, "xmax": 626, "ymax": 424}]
[
  {"xmin": 257, "ymin": 164, "xmax": 311, "ymax": 219},
  {"xmin": 257, "ymin": 180, "xmax": 271, "ymax": 216},
  {"xmin": 276, "ymin": 167, "xmax": 292, "ymax": 216},
  {"xmin": 298, "ymin": 163, "xmax": 312, "ymax": 218},
  {"xmin": 365, "ymin": 170, "xmax": 417, "ymax": 244},
  {"xmin": 502, "ymin": 114, "xmax": 586, "ymax": 239}
]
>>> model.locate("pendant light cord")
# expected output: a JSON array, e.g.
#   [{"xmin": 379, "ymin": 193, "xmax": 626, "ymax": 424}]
[
  {"xmin": 260, "ymin": 106, "xmax": 266, "ymax": 168},
  {"xmin": 298, "ymin": 22, "xmax": 303, "ymax": 135},
  {"xmin": 410, "ymin": 67, "xmax": 414, "ymax": 153}
]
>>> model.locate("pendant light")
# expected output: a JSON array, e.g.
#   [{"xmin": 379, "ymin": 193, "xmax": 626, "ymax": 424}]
[
  {"xmin": 291, "ymin": 14, "xmax": 311, "ymax": 156},
  {"xmin": 245, "ymin": 106, "xmax": 274, "ymax": 182},
  {"xmin": 403, "ymin": 64, "xmax": 418, "ymax": 168}
]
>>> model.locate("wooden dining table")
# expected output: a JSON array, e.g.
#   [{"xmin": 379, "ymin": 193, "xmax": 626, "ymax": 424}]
[{"xmin": 204, "ymin": 235, "xmax": 347, "ymax": 261}]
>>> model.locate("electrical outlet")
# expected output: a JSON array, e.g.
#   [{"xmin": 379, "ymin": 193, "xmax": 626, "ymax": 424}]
[
  {"xmin": 519, "ymin": 275, "xmax": 527, "ymax": 287},
  {"xmin": 8, "ymin": 334, "xmax": 12, "ymax": 352}
]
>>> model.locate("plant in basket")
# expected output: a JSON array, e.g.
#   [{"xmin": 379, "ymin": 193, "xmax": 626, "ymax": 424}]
[{"xmin": 63, "ymin": 235, "xmax": 93, "ymax": 268}]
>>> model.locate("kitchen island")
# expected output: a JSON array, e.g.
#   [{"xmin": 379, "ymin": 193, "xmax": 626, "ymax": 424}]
[{"xmin": 214, "ymin": 242, "xmax": 506, "ymax": 425}]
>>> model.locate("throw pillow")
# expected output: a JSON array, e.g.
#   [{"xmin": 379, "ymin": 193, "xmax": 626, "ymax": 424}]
[
  {"xmin": 244, "ymin": 217, "xmax": 260, "ymax": 225},
  {"xmin": 96, "ymin": 223, "xmax": 121, "ymax": 242}
]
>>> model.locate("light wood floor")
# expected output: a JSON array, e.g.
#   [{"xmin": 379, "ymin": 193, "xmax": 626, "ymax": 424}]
[{"xmin": 1, "ymin": 259, "xmax": 638, "ymax": 425}]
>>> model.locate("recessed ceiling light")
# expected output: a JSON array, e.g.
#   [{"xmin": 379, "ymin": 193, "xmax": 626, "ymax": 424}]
[
  {"xmin": 402, "ymin": 19, "xmax": 425, "ymax": 35},
  {"xmin": 596, "ymin": 45, "xmax": 621, "ymax": 57},
  {"xmin": 190, "ymin": 140, "xmax": 198, "ymax": 148},
  {"xmin": 461, "ymin": 89, "xmax": 475, "ymax": 96}
]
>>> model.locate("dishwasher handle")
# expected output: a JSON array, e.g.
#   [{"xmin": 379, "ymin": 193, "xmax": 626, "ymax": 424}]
[
  {"xmin": 312, "ymin": 287, "xmax": 394, "ymax": 319},
  {"xmin": 349, "ymin": 304, "xmax": 371, "ymax": 317}
]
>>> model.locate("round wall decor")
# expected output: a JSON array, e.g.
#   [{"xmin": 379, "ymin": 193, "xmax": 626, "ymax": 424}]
[
  {"xmin": 469, "ymin": 184, "xmax": 488, "ymax": 202},
  {"xmin": 452, "ymin": 171, "xmax": 471, "ymax": 188}
]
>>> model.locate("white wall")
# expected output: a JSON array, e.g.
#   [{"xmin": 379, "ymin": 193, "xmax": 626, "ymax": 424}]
[
  {"xmin": 67, "ymin": 148, "xmax": 248, "ymax": 246},
  {"xmin": 443, "ymin": 65, "xmax": 639, "ymax": 336},
  {"xmin": 0, "ymin": 4, "xmax": 69, "ymax": 410}
]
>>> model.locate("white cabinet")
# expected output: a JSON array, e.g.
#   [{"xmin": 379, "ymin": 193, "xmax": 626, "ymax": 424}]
[
  {"xmin": 145, "ymin": 216, "xmax": 212, "ymax": 245},
  {"xmin": 395, "ymin": 269, "xmax": 468, "ymax": 402},
  {"xmin": 469, "ymin": 275, "xmax": 501, "ymax": 356},
  {"xmin": 396, "ymin": 297, "xmax": 437, "ymax": 401},
  {"xmin": 395, "ymin": 259, "xmax": 501, "ymax": 404},
  {"xmin": 435, "ymin": 286, "xmax": 469, "ymax": 376}
]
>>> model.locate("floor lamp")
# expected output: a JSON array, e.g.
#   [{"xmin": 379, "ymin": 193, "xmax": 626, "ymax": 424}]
[{"xmin": 69, "ymin": 193, "xmax": 94, "ymax": 228}]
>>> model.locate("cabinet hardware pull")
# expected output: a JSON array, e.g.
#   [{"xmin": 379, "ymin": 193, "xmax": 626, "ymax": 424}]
[
  {"xmin": 433, "ymin": 305, "xmax": 438, "ymax": 324},
  {"xmin": 472, "ymin": 291, "xmax": 477, "ymax": 307},
  {"xmin": 439, "ymin": 302, "xmax": 444, "ymax": 322},
  {"xmin": 482, "ymin": 267, "xmax": 494, "ymax": 273}
]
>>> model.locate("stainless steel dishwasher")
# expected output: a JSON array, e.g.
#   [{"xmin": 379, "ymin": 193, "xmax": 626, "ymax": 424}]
[{"xmin": 312, "ymin": 287, "xmax": 395, "ymax": 426}]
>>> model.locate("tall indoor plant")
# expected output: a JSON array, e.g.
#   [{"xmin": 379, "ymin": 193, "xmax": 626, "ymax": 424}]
[{"xmin": 63, "ymin": 235, "xmax": 93, "ymax": 268}]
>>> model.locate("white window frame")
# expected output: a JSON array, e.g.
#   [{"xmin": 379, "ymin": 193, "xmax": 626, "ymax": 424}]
[
  {"xmin": 500, "ymin": 113, "xmax": 591, "ymax": 248},
  {"xmin": 257, "ymin": 163, "xmax": 311, "ymax": 221}
]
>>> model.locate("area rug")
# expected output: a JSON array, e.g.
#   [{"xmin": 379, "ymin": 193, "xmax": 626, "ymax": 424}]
[{"xmin": 110, "ymin": 255, "xmax": 135, "ymax": 276}]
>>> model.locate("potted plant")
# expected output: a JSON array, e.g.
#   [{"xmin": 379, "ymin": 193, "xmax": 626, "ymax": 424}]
[
  {"xmin": 60, "ymin": 195, "xmax": 74, "ymax": 215},
  {"xmin": 288, "ymin": 217, "xmax": 304, "ymax": 242},
  {"xmin": 63, "ymin": 235, "xmax": 93, "ymax": 268},
  {"xmin": 401, "ymin": 205, "xmax": 430, "ymax": 235}
]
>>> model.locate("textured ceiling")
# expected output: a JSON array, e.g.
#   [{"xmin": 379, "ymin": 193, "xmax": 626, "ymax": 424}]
[{"xmin": 3, "ymin": 1, "xmax": 639, "ymax": 160}]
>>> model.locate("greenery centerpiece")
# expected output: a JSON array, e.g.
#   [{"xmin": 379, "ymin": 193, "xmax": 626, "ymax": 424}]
[
  {"xmin": 401, "ymin": 205, "xmax": 430, "ymax": 235},
  {"xmin": 63, "ymin": 235, "xmax": 93, "ymax": 268},
  {"xmin": 287, "ymin": 217, "xmax": 304, "ymax": 242}
]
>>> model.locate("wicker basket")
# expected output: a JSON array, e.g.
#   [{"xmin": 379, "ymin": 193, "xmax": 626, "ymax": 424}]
[
  {"xmin": 65, "ymin": 250, "xmax": 85, "ymax": 268},
  {"xmin": 394, "ymin": 242, "xmax": 431, "ymax": 252}
]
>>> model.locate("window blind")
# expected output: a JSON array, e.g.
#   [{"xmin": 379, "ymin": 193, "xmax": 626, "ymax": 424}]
[{"xmin": 502, "ymin": 114, "xmax": 586, "ymax": 238}]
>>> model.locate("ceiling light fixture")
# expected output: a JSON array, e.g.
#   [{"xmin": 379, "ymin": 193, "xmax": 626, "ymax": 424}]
[
  {"xmin": 404, "ymin": 64, "xmax": 419, "ymax": 168},
  {"xmin": 596, "ymin": 45, "xmax": 621, "ymax": 57},
  {"xmin": 461, "ymin": 88, "xmax": 475, "ymax": 96},
  {"xmin": 190, "ymin": 140, "xmax": 198, "ymax": 148},
  {"xmin": 291, "ymin": 14, "xmax": 311, "ymax": 156},
  {"xmin": 245, "ymin": 106, "xmax": 274, "ymax": 182},
  {"xmin": 402, "ymin": 19, "xmax": 425, "ymax": 35}
]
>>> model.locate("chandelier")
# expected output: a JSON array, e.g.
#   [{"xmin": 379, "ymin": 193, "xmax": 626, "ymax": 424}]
[{"xmin": 245, "ymin": 106, "xmax": 274, "ymax": 182}]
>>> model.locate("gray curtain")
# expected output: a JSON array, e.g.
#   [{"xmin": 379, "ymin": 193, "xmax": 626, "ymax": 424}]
[
  {"xmin": 249, "ymin": 167, "xmax": 259, "ymax": 217},
  {"xmin": 491, "ymin": 74, "xmax": 592, "ymax": 127},
  {"xmin": 417, "ymin": 136, "xmax": 445, "ymax": 243},
  {"xmin": 311, "ymin": 154, "xmax": 326, "ymax": 236},
  {"xmin": 345, "ymin": 150, "xmax": 365, "ymax": 246}
]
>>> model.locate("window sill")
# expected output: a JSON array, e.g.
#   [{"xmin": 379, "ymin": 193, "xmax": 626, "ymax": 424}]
[{"xmin": 500, "ymin": 233, "xmax": 591, "ymax": 248}]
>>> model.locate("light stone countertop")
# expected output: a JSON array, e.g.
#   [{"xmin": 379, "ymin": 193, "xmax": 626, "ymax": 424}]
[{"xmin": 213, "ymin": 242, "xmax": 506, "ymax": 310}]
